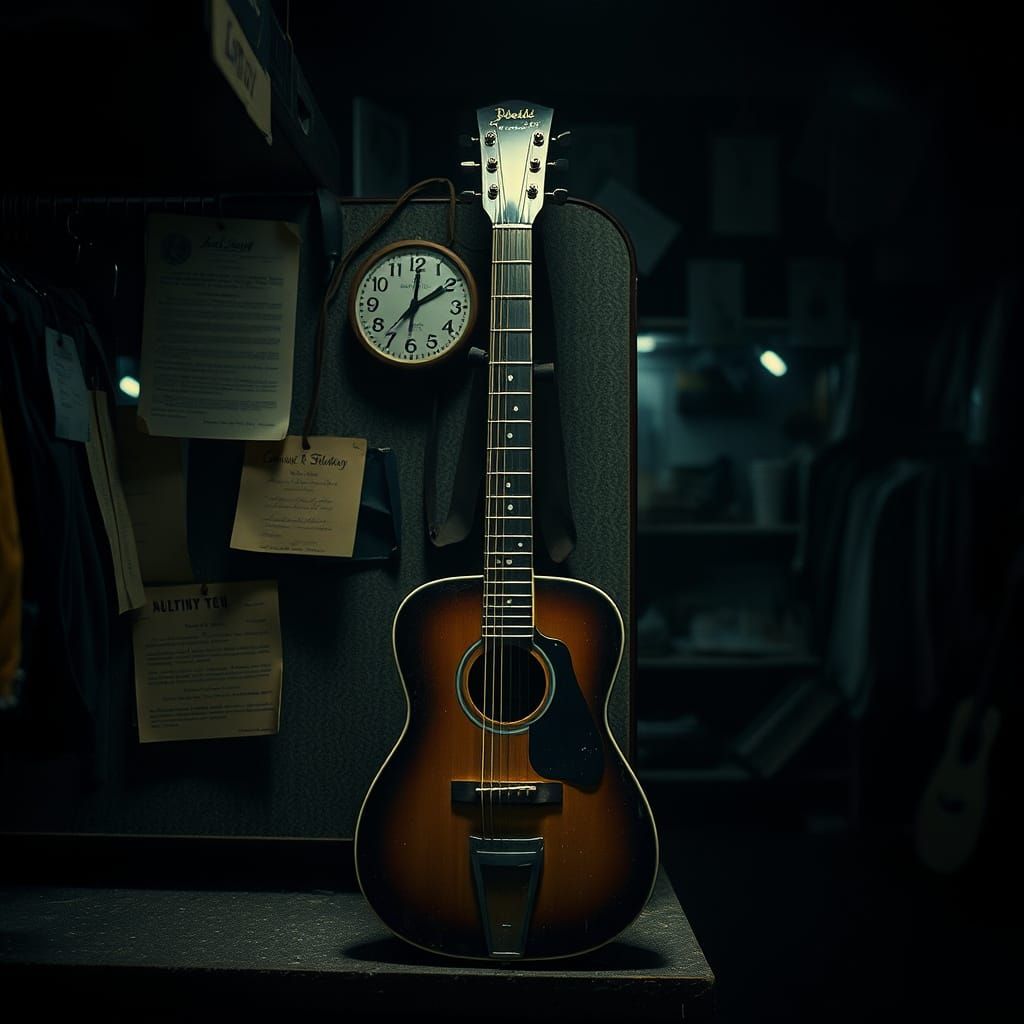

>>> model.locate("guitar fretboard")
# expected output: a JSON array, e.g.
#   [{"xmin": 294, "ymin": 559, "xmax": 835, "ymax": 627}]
[{"xmin": 483, "ymin": 226, "xmax": 533, "ymax": 639}]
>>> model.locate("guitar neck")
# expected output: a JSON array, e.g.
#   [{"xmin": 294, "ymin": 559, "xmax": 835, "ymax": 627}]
[{"xmin": 482, "ymin": 225, "xmax": 534, "ymax": 640}]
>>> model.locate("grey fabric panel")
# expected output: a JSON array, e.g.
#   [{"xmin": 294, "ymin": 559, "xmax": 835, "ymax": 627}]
[{"xmin": 3, "ymin": 197, "xmax": 634, "ymax": 838}]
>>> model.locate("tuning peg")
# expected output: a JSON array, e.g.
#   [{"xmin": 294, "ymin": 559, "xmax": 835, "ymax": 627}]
[
  {"xmin": 458, "ymin": 134, "xmax": 479, "ymax": 148},
  {"xmin": 459, "ymin": 160, "xmax": 481, "ymax": 172},
  {"xmin": 545, "ymin": 189, "xmax": 569, "ymax": 204},
  {"xmin": 547, "ymin": 158, "xmax": 569, "ymax": 173},
  {"xmin": 458, "ymin": 190, "xmax": 481, "ymax": 203},
  {"xmin": 552, "ymin": 131, "xmax": 571, "ymax": 149}
]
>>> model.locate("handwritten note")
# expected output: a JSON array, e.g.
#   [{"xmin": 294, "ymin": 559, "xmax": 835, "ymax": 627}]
[
  {"xmin": 132, "ymin": 581, "xmax": 283, "ymax": 743},
  {"xmin": 138, "ymin": 212, "xmax": 300, "ymax": 441},
  {"xmin": 230, "ymin": 435, "xmax": 368, "ymax": 557}
]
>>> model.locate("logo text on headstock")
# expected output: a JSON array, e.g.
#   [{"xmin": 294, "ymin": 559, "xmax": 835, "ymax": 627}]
[{"xmin": 490, "ymin": 106, "xmax": 540, "ymax": 129}]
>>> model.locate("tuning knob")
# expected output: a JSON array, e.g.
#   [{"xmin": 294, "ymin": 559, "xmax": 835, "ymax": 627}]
[
  {"xmin": 545, "ymin": 188, "xmax": 569, "ymax": 204},
  {"xmin": 547, "ymin": 158, "xmax": 569, "ymax": 173},
  {"xmin": 458, "ymin": 134, "xmax": 479, "ymax": 148},
  {"xmin": 552, "ymin": 131, "xmax": 572, "ymax": 149},
  {"xmin": 458, "ymin": 190, "xmax": 481, "ymax": 202},
  {"xmin": 459, "ymin": 160, "xmax": 481, "ymax": 172}
]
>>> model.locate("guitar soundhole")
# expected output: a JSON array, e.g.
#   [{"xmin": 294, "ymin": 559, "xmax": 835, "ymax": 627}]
[{"xmin": 464, "ymin": 641, "xmax": 549, "ymax": 727}]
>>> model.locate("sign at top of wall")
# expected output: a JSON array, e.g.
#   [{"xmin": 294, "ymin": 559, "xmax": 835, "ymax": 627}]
[{"xmin": 209, "ymin": 0, "xmax": 272, "ymax": 144}]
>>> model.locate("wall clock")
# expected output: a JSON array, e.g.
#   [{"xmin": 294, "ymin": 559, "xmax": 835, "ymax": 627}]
[{"xmin": 349, "ymin": 240, "xmax": 478, "ymax": 367}]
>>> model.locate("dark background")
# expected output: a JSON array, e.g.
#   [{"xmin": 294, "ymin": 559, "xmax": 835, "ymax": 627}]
[{"xmin": 2, "ymin": 2, "xmax": 1023, "ymax": 1020}]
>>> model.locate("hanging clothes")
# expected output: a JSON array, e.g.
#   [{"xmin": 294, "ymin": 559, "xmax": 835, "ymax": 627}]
[{"xmin": 0, "ymin": 410, "xmax": 22, "ymax": 706}]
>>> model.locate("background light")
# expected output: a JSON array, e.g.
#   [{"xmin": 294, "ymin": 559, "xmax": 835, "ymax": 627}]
[
  {"xmin": 759, "ymin": 349, "xmax": 787, "ymax": 377},
  {"xmin": 119, "ymin": 375, "xmax": 141, "ymax": 398},
  {"xmin": 637, "ymin": 334, "xmax": 657, "ymax": 353}
]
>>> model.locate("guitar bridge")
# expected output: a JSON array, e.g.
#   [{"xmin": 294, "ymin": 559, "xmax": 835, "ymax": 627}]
[
  {"xmin": 451, "ymin": 781, "xmax": 562, "ymax": 805},
  {"xmin": 469, "ymin": 835, "xmax": 544, "ymax": 958}
]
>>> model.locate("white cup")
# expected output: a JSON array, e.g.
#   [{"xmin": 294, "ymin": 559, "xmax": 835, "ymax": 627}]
[{"xmin": 750, "ymin": 459, "xmax": 789, "ymax": 525}]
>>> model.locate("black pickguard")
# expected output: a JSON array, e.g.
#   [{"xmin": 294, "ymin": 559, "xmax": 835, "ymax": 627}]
[{"xmin": 528, "ymin": 630, "xmax": 604, "ymax": 787}]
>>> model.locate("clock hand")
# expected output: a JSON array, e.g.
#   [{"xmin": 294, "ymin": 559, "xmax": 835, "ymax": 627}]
[
  {"xmin": 416, "ymin": 283, "xmax": 449, "ymax": 307},
  {"xmin": 408, "ymin": 271, "xmax": 421, "ymax": 334},
  {"xmin": 385, "ymin": 271, "xmax": 424, "ymax": 334}
]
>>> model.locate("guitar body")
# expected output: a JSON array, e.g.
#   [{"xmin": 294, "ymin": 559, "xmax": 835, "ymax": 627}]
[
  {"xmin": 354, "ymin": 574, "xmax": 659, "ymax": 961},
  {"xmin": 915, "ymin": 698, "xmax": 1001, "ymax": 874}
]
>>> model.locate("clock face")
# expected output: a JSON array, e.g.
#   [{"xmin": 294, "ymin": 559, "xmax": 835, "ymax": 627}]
[{"xmin": 349, "ymin": 240, "xmax": 477, "ymax": 367}]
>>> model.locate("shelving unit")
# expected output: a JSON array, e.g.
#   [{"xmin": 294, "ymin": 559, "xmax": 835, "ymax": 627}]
[{"xmin": 634, "ymin": 315, "xmax": 852, "ymax": 808}]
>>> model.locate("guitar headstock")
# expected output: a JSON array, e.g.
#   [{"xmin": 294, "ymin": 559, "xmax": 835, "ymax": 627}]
[{"xmin": 469, "ymin": 101, "xmax": 565, "ymax": 225}]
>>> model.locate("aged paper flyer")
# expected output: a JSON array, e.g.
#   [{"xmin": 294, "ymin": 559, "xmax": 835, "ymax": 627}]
[
  {"xmin": 133, "ymin": 581, "xmax": 282, "ymax": 743},
  {"xmin": 230, "ymin": 435, "xmax": 368, "ymax": 557},
  {"xmin": 138, "ymin": 213, "xmax": 300, "ymax": 440},
  {"xmin": 115, "ymin": 407, "xmax": 192, "ymax": 584}
]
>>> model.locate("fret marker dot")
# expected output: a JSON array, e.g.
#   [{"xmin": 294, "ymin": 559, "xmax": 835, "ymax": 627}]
[
  {"xmin": 513, "ymin": 405, "xmax": 519, "ymax": 412},
  {"xmin": 517, "ymin": 542, "xmax": 524, "ymax": 548},
  {"xmin": 507, "ymin": 503, "xmax": 513, "ymax": 510},
  {"xmin": 505, "ymin": 481, "xmax": 511, "ymax": 488},
  {"xmin": 507, "ymin": 374, "xmax": 513, "ymax": 381},
  {"xmin": 506, "ymin": 431, "xmax": 513, "ymax": 439},
  {"xmin": 507, "ymin": 599, "xmax": 512, "ymax": 605},
  {"xmin": 505, "ymin": 559, "xmax": 512, "ymax": 565}
]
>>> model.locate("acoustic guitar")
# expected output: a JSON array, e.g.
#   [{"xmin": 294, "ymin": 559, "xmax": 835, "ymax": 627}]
[{"xmin": 354, "ymin": 101, "xmax": 659, "ymax": 961}]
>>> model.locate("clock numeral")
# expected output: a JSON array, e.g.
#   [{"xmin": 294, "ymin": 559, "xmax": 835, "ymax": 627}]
[
  {"xmin": 366, "ymin": 297, "xmax": 379, "ymax": 311},
  {"xmin": 426, "ymin": 333, "xmax": 438, "ymax": 350},
  {"xmin": 371, "ymin": 317, "xmax": 384, "ymax": 332},
  {"xmin": 384, "ymin": 332, "xmax": 397, "ymax": 350},
  {"xmin": 450, "ymin": 299, "xmax": 463, "ymax": 315},
  {"xmin": 405, "ymin": 337, "xmax": 417, "ymax": 354},
  {"xmin": 408, "ymin": 255, "xmax": 426, "ymax": 272},
  {"xmin": 372, "ymin": 276, "xmax": 389, "ymax": 292},
  {"xmin": 444, "ymin": 277, "xmax": 456, "ymax": 290},
  {"xmin": 443, "ymin": 320, "xmax": 455, "ymax": 337},
  {"xmin": 435, "ymin": 260, "xmax": 443, "ymax": 276},
  {"xmin": 389, "ymin": 263, "xmax": 402, "ymax": 277}
]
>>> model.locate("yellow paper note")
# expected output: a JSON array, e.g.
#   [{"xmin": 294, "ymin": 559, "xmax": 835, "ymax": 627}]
[
  {"xmin": 132, "ymin": 581, "xmax": 283, "ymax": 743},
  {"xmin": 84, "ymin": 392, "xmax": 146, "ymax": 613},
  {"xmin": 230, "ymin": 436, "xmax": 368, "ymax": 557},
  {"xmin": 138, "ymin": 212, "xmax": 301, "ymax": 440},
  {"xmin": 115, "ymin": 406, "xmax": 193, "ymax": 584}
]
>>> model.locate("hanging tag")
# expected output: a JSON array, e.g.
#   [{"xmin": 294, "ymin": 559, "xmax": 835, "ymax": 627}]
[
  {"xmin": 230, "ymin": 435, "xmax": 368, "ymax": 557},
  {"xmin": 84, "ymin": 392, "xmax": 146, "ymax": 613},
  {"xmin": 44, "ymin": 327, "xmax": 91, "ymax": 442}
]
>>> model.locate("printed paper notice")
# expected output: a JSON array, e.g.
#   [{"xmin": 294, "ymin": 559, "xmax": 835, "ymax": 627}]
[
  {"xmin": 132, "ymin": 581, "xmax": 283, "ymax": 743},
  {"xmin": 230, "ymin": 435, "xmax": 367, "ymax": 557},
  {"xmin": 138, "ymin": 213, "xmax": 301, "ymax": 441}
]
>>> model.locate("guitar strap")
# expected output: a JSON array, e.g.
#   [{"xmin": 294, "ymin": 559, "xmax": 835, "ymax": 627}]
[{"xmin": 424, "ymin": 221, "xmax": 577, "ymax": 562}]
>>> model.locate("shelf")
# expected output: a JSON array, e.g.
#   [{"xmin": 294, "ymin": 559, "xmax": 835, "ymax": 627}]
[
  {"xmin": 639, "ymin": 522, "xmax": 799, "ymax": 537},
  {"xmin": 639, "ymin": 654, "xmax": 821, "ymax": 670}
]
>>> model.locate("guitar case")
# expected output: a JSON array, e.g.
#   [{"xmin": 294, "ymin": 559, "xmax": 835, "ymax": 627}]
[{"xmin": 1, "ymin": 193, "xmax": 639, "ymax": 846}]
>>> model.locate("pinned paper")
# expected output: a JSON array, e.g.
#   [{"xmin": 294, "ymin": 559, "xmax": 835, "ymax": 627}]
[
  {"xmin": 687, "ymin": 260, "xmax": 745, "ymax": 347},
  {"xmin": 230, "ymin": 435, "xmax": 368, "ymax": 557},
  {"xmin": 132, "ymin": 580, "xmax": 283, "ymax": 743},
  {"xmin": 711, "ymin": 135, "xmax": 780, "ymax": 236},
  {"xmin": 593, "ymin": 178, "xmax": 680, "ymax": 277},
  {"xmin": 44, "ymin": 327, "xmax": 90, "ymax": 442},
  {"xmin": 788, "ymin": 260, "xmax": 846, "ymax": 347},
  {"xmin": 115, "ymin": 407, "xmax": 192, "ymax": 584},
  {"xmin": 84, "ymin": 392, "xmax": 146, "ymax": 613},
  {"xmin": 138, "ymin": 212, "xmax": 301, "ymax": 441}
]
